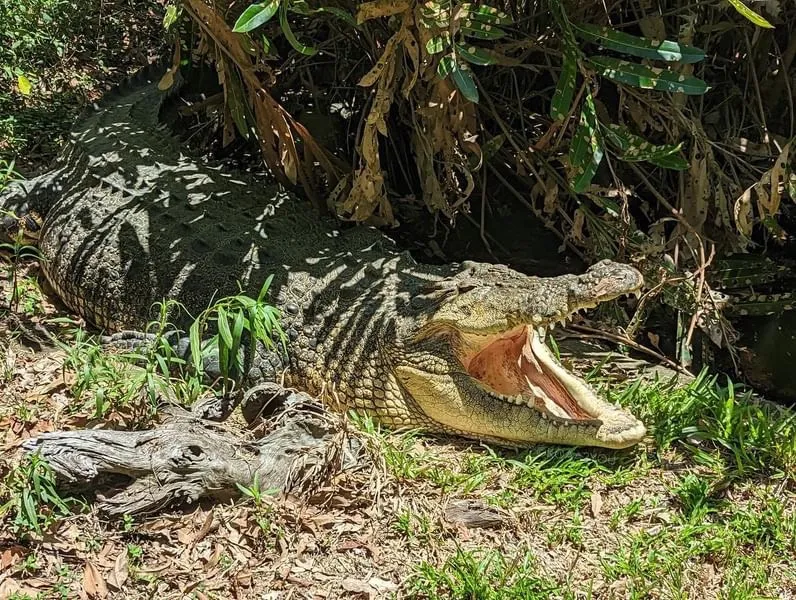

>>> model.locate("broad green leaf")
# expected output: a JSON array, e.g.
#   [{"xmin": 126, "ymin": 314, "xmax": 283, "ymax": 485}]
[
  {"xmin": 289, "ymin": 1, "xmax": 356, "ymax": 26},
  {"xmin": 569, "ymin": 93, "xmax": 603, "ymax": 192},
  {"xmin": 726, "ymin": 0, "xmax": 774, "ymax": 28},
  {"xmin": 461, "ymin": 22, "xmax": 506, "ymax": 40},
  {"xmin": 314, "ymin": 6, "xmax": 357, "ymax": 26},
  {"xmin": 573, "ymin": 23, "xmax": 705, "ymax": 63},
  {"xmin": 482, "ymin": 134, "xmax": 506, "ymax": 160},
  {"xmin": 438, "ymin": 54, "xmax": 455, "ymax": 76},
  {"xmin": 426, "ymin": 35, "xmax": 448, "ymax": 55},
  {"xmin": 461, "ymin": 3, "xmax": 511, "ymax": 26},
  {"xmin": 17, "ymin": 75, "xmax": 31, "ymax": 95},
  {"xmin": 279, "ymin": 2, "xmax": 317, "ymax": 55},
  {"xmin": 455, "ymin": 43, "xmax": 496, "ymax": 66},
  {"xmin": 590, "ymin": 56, "xmax": 709, "ymax": 95},
  {"xmin": 420, "ymin": 1, "xmax": 446, "ymax": 20},
  {"xmin": 648, "ymin": 153, "xmax": 689, "ymax": 170},
  {"xmin": 232, "ymin": 0, "xmax": 280, "ymax": 33},
  {"xmin": 602, "ymin": 123, "xmax": 688, "ymax": 170},
  {"xmin": 551, "ymin": 47, "xmax": 577, "ymax": 120},
  {"xmin": 217, "ymin": 306, "xmax": 234, "ymax": 349},
  {"xmin": 438, "ymin": 55, "xmax": 479, "ymax": 102},
  {"xmin": 163, "ymin": 4, "xmax": 181, "ymax": 30}
]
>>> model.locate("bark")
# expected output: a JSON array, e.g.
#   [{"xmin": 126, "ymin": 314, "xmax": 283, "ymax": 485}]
[{"xmin": 22, "ymin": 388, "xmax": 366, "ymax": 516}]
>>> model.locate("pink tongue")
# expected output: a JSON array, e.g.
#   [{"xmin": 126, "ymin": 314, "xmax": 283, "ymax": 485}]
[
  {"xmin": 466, "ymin": 328, "xmax": 593, "ymax": 420},
  {"xmin": 468, "ymin": 331, "xmax": 527, "ymax": 397}
]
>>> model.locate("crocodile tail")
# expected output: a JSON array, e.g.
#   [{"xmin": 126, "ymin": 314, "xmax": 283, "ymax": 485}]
[
  {"xmin": 1, "ymin": 58, "xmax": 186, "ymax": 231},
  {"xmin": 75, "ymin": 58, "xmax": 184, "ymax": 124}
]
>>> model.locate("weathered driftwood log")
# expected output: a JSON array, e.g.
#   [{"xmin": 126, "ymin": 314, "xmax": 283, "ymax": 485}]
[{"xmin": 22, "ymin": 387, "xmax": 366, "ymax": 516}]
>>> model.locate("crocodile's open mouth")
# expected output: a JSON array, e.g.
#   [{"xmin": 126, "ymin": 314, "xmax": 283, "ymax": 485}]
[{"xmin": 460, "ymin": 325, "xmax": 604, "ymax": 423}]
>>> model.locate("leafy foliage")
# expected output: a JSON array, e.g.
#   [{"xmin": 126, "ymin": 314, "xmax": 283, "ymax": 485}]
[{"xmin": 0, "ymin": 453, "xmax": 77, "ymax": 536}]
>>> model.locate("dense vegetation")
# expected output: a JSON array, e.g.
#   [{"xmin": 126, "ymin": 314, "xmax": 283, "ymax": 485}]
[{"xmin": 0, "ymin": 1, "xmax": 794, "ymax": 597}]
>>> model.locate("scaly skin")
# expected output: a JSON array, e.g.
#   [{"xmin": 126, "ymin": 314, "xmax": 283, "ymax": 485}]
[{"xmin": 0, "ymin": 66, "xmax": 646, "ymax": 449}]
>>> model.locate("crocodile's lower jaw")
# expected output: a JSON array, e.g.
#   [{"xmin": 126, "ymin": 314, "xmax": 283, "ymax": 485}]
[{"xmin": 460, "ymin": 325, "xmax": 646, "ymax": 447}]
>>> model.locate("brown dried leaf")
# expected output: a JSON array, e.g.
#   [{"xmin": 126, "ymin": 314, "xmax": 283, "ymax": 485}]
[
  {"xmin": 543, "ymin": 182, "xmax": 559, "ymax": 215},
  {"xmin": 765, "ymin": 139, "xmax": 792, "ymax": 217},
  {"xmin": 590, "ymin": 490, "xmax": 604, "ymax": 516},
  {"xmin": 106, "ymin": 551, "xmax": 129, "ymax": 590},
  {"xmin": 401, "ymin": 28, "xmax": 420, "ymax": 98},
  {"xmin": 734, "ymin": 187, "xmax": 754, "ymax": 237},
  {"xmin": 638, "ymin": 15, "xmax": 667, "ymax": 40},
  {"xmin": 356, "ymin": 0, "xmax": 410, "ymax": 24},
  {"xmin": 571, "ymin": 208, "xmax": 585, "ymax": 243},
  {"xmin": 685, "ymin": 152, "xmax": 708, "ymax": 230},
  {"xmin": 82, "ymin": 562, "xmax": 108, "ymax": 599},
  {"xmin": 0, "ymin": 545, "xmax": 28, "ymax": 570}
]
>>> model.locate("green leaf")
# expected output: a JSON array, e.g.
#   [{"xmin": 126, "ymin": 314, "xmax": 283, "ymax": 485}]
[
  {"xmin": 315, "ymin": 6, "xmax": 357, "ymax": 26},
  {"xmin": 218, "ymin": 336, "xmax": 230, "ymax": 378},
  {"xmin": 438, "ymin": 55, "xmax": 479, "ymax": 103},
  {"xmin": 602, "ymin": 123, "xmax": 688, "ymax": 170},
  {"xmin": 217, "ymin": 306, "xmax": 234, "ymax": 349},
  {"xmin": 461, "ymin": 3, "xmax": 511, "ymax": 26},
  {"xmin": 589, "ymin": 56, "xmax": 710, "ymax": 95},
  {"xmin": 420, "ymin": 1, "xmax": 447, "ymax": 21},
  {"xmin": 649, "ymin": 153, "xmax": 689, "ymax": 170},
  {"xmin": 230, "ymin": 309, "xmax": 246, "ymax": 373},
  {"xmin": 573, "ymin": 23, "xmax": 705, "ymax": 63},
  {"xmin": 569, "ymin": 93, "xmax": 603, "ymax": 192},
  {"xmin": 289, "ymin": 1, "xmax": 356, "ymax": 26},
  {"xmin": 551, "ymin": 47, "xmax": 577, "ymax": 120},
  {"xmin": 232, "ymin": 0, "xmax": 280, "ymax": 33},
  {"xmin": 17, "ymin": 75, "xmax": 32, "ymax": 96},
  {"xmin": 726, "ymin": 0, "xmax": 774, "ymax": 28},
  {"xmin": 279, "ymin": 2, "xmax": 317, "ymax": 55},
  {"xmin": 455, "ymin": 43, "xmax": 496, "ymax": 66},
  {"xmin": 189, "ymin": 320, "xmax": 203, "ymax": 373},
  {"xmin": 461, "ymin": 22, "xmax": 506, "ymax": 40},
  {"xmin": 163, "ymin": 4, "xmax": 181, "ymax": 30},
  {"xmin": 257, "ymin": 274, "xmax": 274, "ymax": 302},
  {"xmin": 426, "ymin": 35, "xmax": 448, "ymax": 55},
  {"xmin": 482, "ymin": 134, "xmax": 506, "ymax": 160}
]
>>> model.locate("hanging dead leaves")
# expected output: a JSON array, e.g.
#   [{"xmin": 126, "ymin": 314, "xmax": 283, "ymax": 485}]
[
  {"xmin": 179, "ymin": 0, "xmax": 344, "ymax": 211},
  {"xmin": 174, "ymin": 0, "xmax": 484, "ymax": 226},
  {"xmin": 344, "ymin": 0, "xmax": 482, "ymax": 224}
]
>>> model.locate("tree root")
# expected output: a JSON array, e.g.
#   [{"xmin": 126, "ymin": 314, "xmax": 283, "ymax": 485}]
[{"xmin": 22, "ymin": 389, "xmax": 367, "ymax": 516}]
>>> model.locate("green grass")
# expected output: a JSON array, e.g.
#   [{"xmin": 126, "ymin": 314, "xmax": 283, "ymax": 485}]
[
  {"xmin": 406, "ymin": 548, "xmax": 569, "ymax": 599},
  {"xmin": 615, "ymin": 369, "xmax": 796, "ymax": 477},
  {"xmin": 0, "ymin": 452, "xmax": 79, "ymax": 537},
  {"xmin": 351, "ymin": 369, "xmax": 796, "ymax": 598},
  {"xmin": 602, "ymin": 481, "xmax": 795, "ymax": 599}
]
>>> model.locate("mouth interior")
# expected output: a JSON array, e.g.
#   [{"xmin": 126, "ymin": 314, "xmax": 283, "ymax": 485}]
[{"xmin": 462, "ymin": 325, "xmax": 597, "ymax": 421}]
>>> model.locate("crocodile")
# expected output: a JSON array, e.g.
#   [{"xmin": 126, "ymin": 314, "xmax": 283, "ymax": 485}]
[{"xmin": 0, "ymin": 65, "xmax": 647, "ymax": 449}]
